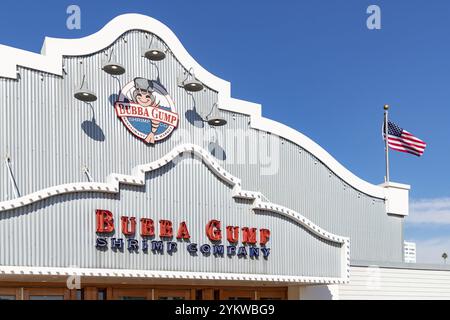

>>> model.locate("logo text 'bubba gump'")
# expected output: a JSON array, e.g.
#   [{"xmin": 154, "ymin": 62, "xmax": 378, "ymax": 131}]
[{"xmin": 95, "ymin": 210, "xmax": 271, "ymax": 259}]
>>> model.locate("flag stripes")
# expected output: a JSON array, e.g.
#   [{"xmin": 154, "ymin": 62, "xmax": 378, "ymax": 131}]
[{"xmin": 383, "ymin": 121, "xmax": 427, "ymax": 157}]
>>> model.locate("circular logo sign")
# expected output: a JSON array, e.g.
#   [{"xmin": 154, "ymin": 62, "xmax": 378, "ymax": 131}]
[{"xmin": 114, "ymin": 77, "xmax": 179, "ymax": 144}]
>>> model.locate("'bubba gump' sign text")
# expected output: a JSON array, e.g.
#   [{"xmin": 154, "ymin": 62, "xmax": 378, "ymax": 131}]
[{"xmin": 95, "ymin": 209, "xmax": 271, "ymax": 259}]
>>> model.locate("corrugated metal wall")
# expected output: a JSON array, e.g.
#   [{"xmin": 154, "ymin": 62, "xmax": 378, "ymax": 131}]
[
  {"xmin": 219, "ymin": 117, "xmax": 403, "ymax": 263},
  {"xmin": 0, "ymin": 157, "xmax": 341, "ymax": 277},
  {"xmin": 0, "ymin": 30, "xmax": 403, "ymax": 270}
]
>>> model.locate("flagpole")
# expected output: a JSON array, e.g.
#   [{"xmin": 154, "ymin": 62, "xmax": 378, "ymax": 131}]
[{"xmin": 384, "ymin": 104, "xmax": 390, "ymax": 183}]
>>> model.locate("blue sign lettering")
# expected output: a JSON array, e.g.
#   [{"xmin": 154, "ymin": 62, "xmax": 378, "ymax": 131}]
[
  {"xmin": 142, "ymin": 239, "xmax": 148, "ymax": 251},
  {"xmin": 237, "ymin": 246, "xmax": 247, "ymax": 257},
  {"xmin": 261, "ymin": 247, "xmax": 271, "ymax": 258},
  {"xmin": 111, "ymin": 238, "xmax": 124, "ymax": 250},
  {"xmin": 249, "ymin": 247, "xmax": 259, "ymax": 258},
  {"xmin": 167, "ymin": 241, "xmax": 177, "ymax": 253},
  {"xmin": 95, "ymin": 237, "xmax": 108, "ymax": 248},
  {"xmin": 127, "ymin": 238, "xmax": 139, "ymax": 251},
  {"xmin": 200, "ymin": 244, "xmax": 211, "ymax": 255},
  {"xmin": 187, "ymin": 243, "xmax": 198, "ymax": 253},
  {"xmin": 227, "ymin": 245, "xmax": 236, "ymax": 256},
  {"xmin": 213, "ymin": 244, "xmax": 224, "ymax": 256},
  {"xmin": 151, "ymin": 240, "xmax": 164, "ymax": 253}
]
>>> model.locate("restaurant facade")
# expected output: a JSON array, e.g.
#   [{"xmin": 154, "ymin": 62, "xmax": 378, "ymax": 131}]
[{"xmin": 0, "ymin": 13, "xmax": 449, "ymax": 300}]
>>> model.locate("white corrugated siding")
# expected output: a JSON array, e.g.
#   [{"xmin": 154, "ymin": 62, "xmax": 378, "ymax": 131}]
[{"xmin": 338, "ymin": 266, "xmax": 450, "ymax": 300}]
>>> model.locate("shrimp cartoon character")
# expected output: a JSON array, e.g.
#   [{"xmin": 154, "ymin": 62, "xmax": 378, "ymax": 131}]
[
  {"xmin": 132, "ymin": 77, "xmax": 161, "ymax": 144},
  {"xmin": 114, "ymin": 77, "xmax": 179, "ymax": 144}
]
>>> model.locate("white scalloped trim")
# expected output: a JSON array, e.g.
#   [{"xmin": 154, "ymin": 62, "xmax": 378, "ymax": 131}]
[
  {"xmin": 0, "ymin": 143, "xmax": 343, "ymax": 245},
  {"xmin": 0, "ymin": 143, "xmax": 350, "ymax": 282},
  {"xmin": 0, "ymin": 266, "xmax": 349, "ymax": 285},
  {"xmin": 0, "ymin": 13, "xmax": 409, "ymax": 201}
]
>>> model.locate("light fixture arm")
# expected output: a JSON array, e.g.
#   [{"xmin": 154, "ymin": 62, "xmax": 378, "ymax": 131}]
[
  {"xmin": 187, "ymin": 67, "xmax": 195, "ymax": 79},
  {"xmin": 80, "ymin": 74, "xmax": 86, "ymax": 89},
  {"xmin": 181, "ymin": 67, "xmax": 196, "ymax": 84},
  {"xmin": 111, "ymin": 75, "xmax": 123, "ymax": 93},
  {"xmin": 78, "ymin": 60, "xmax": 87, "ymax": 88},
  {"xmin": 210, "ymin": 124, "xmax": 219, "ymax": 143},
  {"xmin": 82, "ymin": 166, "xmax": 94, "ymax": 182},
  {"xmin": 106, "ymin": 48, "xmax": 115, "ymax": 63},
  {"xmin": 188, "ymin": 92, "xmax": 213, "ymax": 123},
  {"xmin": 74, "ymin": 60, "xmax": 98, "ymax": 102},
  {"xmin": 205, "ymin": 102, "xmax": 218, "ymax": 119},
  {"xmin": 145, "ymin": 34, "xmax": 155, "ymax": 49},
  {"xmin": 4, "ymin": 156, "xmax": 20, "ymax": 198}
]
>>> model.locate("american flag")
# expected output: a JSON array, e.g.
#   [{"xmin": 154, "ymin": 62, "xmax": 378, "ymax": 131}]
[{"xmin": 383, "ymin": 120, "xmax": 427, "ymax": 157}]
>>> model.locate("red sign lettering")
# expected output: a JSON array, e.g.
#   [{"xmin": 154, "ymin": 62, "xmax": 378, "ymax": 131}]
[
  {"xmin": 242, "ymin": 227, "xmax": 257, "ymax": 244},
  {"xmin": 121, "ymin": 216, "xmax": 136, "ymax": 236},
  {"xmin": 176, "ymin": 221, "xmax": 191, "ymax": 239},
  {"xmin": 206, "ymin": 220, "xmax": 222, "ymax": 241},
  {"xmin": 159, "ymin": 220, "xmax": 173, "ymax": 237},
  {"xmin": 259, "ymin": 228, "xmax": 271, "ymax": 245},
  {"xmin": 96, "ymin": 209, "xmax": 115, "ymax": 233},
  {"xmin": 94, "ymin": 210, "xmax": 271, "ymax": 246},
  {"xmin": 226, "ymin": 226, "xmax": 239, "ymax": 243},
  {"xmin": 140, "ymin": 218, "xmax": 155, "ymax": 237}
]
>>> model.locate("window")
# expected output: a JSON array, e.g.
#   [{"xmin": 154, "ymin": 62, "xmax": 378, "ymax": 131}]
[
  {"xmin": 121, "ymin": 296, "xmax": 146, "ymax": 300},
  {"xmin": 29, "ymin": 295, "xmax": 64, "ymax": 300},
  {"xmin": 97, "ymin": 289, "xmax": 107, "ymax": 300},
  {"xmin": 76, "ymin": 289, "xmax": 84, "ymax": 300},
  {"xmin": 157, "ymin": 296, "xmax": 185, "ymax": 300}
]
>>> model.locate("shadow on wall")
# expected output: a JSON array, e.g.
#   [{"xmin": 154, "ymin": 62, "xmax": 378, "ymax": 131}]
[
  {"xmin": 80, "ymin": 102, "xmax": 106, "ymax": 142},
  {"xmin": 109, "ymin": 93, "xmax": 120, "ymax": 105},
  {"xmin": 185, "ymin": 109, "xmax": 204, "ymax": 128},
  {"xmin": 185, "ymin": 92, "xmax": 204, "ymax": 129},
  {"xmin": 81, "ymin": 118, "xmax": 105, "ymax": 142},
  {"xmin": 208, "ymin": 142, "xmax": 227, "ymax": 161}
]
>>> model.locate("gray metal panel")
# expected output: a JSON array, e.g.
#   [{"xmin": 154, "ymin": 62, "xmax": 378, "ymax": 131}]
[
  {"xmin": 0, "ymin": 30, "xmax": 402, "ymax": 266},
  {"xmin": 218, "ymin": 115, "xmax": 404, "ymax": 263},
  {"xmin": 0, "ymin": 157, "xmax": 341, "ymax": 277}
]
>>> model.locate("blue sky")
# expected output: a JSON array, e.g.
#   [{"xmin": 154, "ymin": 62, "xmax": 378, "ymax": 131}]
[{"xmin": 0, "ymin": 0, "xmax": 449, "ymax": 263}]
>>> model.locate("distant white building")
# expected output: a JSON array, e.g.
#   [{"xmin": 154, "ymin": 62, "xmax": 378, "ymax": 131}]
[{"xmin": 404, "ymin": 241, "xmax": 417, "ymax": 263}]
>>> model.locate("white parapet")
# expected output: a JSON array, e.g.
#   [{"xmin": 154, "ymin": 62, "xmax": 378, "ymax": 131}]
[
  {"xmin": 338, "ymin": 264, "xmax": 450, "ymax": 300},
  {"xmin": 379, "ymin": 182, "xmax": 410, "ymax": 216}
]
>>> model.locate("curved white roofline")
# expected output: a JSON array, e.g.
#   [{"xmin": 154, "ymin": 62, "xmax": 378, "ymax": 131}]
[{"xmin": 0, "ymin": 13, "xmax": 409, "ymax": 204}]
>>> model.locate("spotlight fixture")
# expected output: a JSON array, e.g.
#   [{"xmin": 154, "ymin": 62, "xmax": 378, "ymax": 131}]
[
  {"xmin": 206, "ymin": 103, "xmax": 227, "ymax": 127},
  {"xmin": 178, "ymin": 68, "xmax": 204, "ymax": 92},
  {"xmin": 207, "ymin": 116, "xmax": 227, "ymax": 127},
  {"xmin": 183, "ymin": 79, "xmax": 204, "ymax": 92},
  {"xmin": 144, "ymin": 47, "xmax": 166, "ymax": 61},
  {"xmin": 143, "ymin": 36, "xmax": 166, "ymax": 61},
  {"xmin": 74, "ymin": 75, "xmax": 97, "ymax": 102},
  {"xmin": 102, "ymin": 49, "xmax": 126, "ymax": 75},
  {"xmin": 74, "ymin": 88, "xmax": 97, "ymax": 102},
  {"xmin": 102, "ymin": 62, "xmax": 126, "ymax": 75}
]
